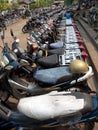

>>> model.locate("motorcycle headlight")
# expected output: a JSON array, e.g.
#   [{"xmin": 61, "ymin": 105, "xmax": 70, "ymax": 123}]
[{"xmin": 14, "ymin": 49, "xmax": 18, "ymax": 53}]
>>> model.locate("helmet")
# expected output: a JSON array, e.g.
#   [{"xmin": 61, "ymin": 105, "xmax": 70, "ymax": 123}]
[{"xmin": 69, "ymin": 59, "xmax": 88, "ymax": 74}]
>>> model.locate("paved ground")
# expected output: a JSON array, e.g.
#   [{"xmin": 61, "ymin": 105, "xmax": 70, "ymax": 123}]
[{"xmin": 0, "ymin": 19, "xmax": 28, "ymax": 50}]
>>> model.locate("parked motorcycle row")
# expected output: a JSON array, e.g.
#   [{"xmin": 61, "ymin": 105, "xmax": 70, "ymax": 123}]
[
  {"xmin": 0, "ymin": 8, "xmax": 24, "ymax": 32},
  {"xmin": 0, "ymin": 7, "xmax": 97, "ymax": 130}
]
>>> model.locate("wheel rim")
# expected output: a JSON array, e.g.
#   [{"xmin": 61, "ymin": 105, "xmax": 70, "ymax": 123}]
[{"xmin": 22, "ymin": 26, "xmax": 28, "ymax": 33}]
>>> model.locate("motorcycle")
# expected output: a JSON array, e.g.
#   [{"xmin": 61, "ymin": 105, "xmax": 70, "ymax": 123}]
[
  {"xmin": 26, "ymin": 13, "xmax": 89, "ymax": 68},
  {"xmin": 26, "ymin": 21, "xmax": 67, "ymax": 68},
  {"xmin": 0, "ymin": 36, "xmax": 93, "ymax": 100},
  {"xmin": 0, "ymin": 43, "xmax": 93, "ymax": 99},
  {"xmin": 11, "ymin": 27, "xmax": 65, "ymax": 69},
  {"xmin": 10, "ymin": 29, "xmax": 36, "ymax": 66},
  {"xmin": 10, "ymin": 29, "xmax": 64, "ymax": 69},
  {"xmin": 0, "ymin": 16, "xmax": 7, "ymax": 32},
  {"xmin": 22, "ymin": 17, "xmax": 36, "ymax": 33},
  {"xmin": 0, "ymin": 90, "xmax": 98, "ymax": 130},
  {"xmin": 0, "ymin": 28, "xmax": 93, "ymax": 101},
  {"xmin": 88, "ymin": 8, "xmax": 98, "ymax": 27}
]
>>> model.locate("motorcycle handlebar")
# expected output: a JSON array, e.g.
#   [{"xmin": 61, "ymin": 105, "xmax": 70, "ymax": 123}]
[{"xmin": 20, "ymin": 66, "xmax": 31, "ymax": 75}]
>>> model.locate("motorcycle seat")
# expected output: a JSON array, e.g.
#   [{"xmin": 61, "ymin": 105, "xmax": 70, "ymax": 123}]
[
  {"xmin": 37, "ymin": 54, "xmax": 59, "ymax": 68},
  {"xmin": 33, "ymin": 66, "xmax": 73, "ymax": 85},
  {"xmin": 49, "ymin": 41, "xmax": 63, "ymax": 49},
  {"xmin": 17, "ymin": 91, "xmax": 92, "ymax": 121},
  {"xmin": 48, "ymin": 48, "xmax": 64, "ymax": 55}
]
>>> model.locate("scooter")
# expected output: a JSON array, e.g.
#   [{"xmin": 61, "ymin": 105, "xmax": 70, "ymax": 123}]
[
  {"xmin": 10, "ymin": 28, "xmax": 65, "ymax": 69},
  {"xmin": 26, "ymin": 14, "xmax": 88, "ymax": 68},
  {"xmin": 10, "ymin": 28, "xmax": 63, "ymax": 69},
  {"xmin": 0, "ymin": 44, "xmax": 93, "ymax": 100},
  {"xmin": 0, "ymin": 90, "xmax": 98, "ymax": 130},
  {"xmin": 22, "ymin": 18, "xmax": 36, "ymax": 33},
  {"xmin": 0, "ymin": 30, "xmax": 93, "ymax": 100},
  {"xmin": 0, "ymin": 36, "xmax": 93, "ymax": 100},
  {"xmin": 0, "ymin": 30, "xmax": 93, "ymax": 99},
  {"xmin": 10, "ymin": 29, "xmax": 35, "ymax": 66}
]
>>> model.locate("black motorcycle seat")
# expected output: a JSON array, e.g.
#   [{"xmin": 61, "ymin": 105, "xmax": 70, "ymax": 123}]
[
  {"xmin": 33, "ymin": 66, "xmax": 73, "ymax": 85},
  {"xmin": 37, "ymin": 54, "xmax": 59, "ymax": 68},
  {"xmin": 72, "ymin": 92, "xmax": 92, "ymax": 114},
  {"xmin": 48, "ymin": 48, "xmax": 64, "ymax": 55}
]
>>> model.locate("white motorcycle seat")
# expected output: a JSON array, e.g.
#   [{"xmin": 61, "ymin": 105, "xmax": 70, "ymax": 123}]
[{"xmin": 17, "ymin": 91, "xmax": 92, "ymax": 121}]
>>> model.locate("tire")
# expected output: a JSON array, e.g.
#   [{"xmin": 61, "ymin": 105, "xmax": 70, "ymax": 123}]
[
  {"xmin": 0, "ymin": 27, "xmax": 2, "ymax": 32},
  {"xmin": 73, "ymin": 12, "xmax": 80, "ymax": 21},
  {"xmin": 95, "ymin": 116, "xmax": 98, "ymax": 123},
  {"xmin": 69, "ymin": 121, "xmax": 95, "ymax": 130},
  {"xmin": 22, "ymin": 25, "xmax": 28, "ymax": 33},
  {"xmin": 38, "ymin": 121, "xmax": 95, "ymax": 130},
  {"xmin": 66, "ymin": 84, "xmax": 91, "ymax": 93},
  {"xmin": 0, "ymin": 90, "xmax": 10, "ymax": 102}
]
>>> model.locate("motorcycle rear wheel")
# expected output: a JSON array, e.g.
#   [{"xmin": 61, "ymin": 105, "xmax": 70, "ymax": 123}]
[
  {"xmin": 28, "ymin": 121, "xmax": 95, "ymax": 130},
  {"xmin": 69, "ymin": 121, "xmax": 95, "ymax": 130},
  {"xmin": 66, "ymin": 83, "xmax": 91, "ymax": 93},
  {"xmin": 0, "ymin": 26, "xmax": 3, "ymax": 32},
  {"xmin": 12, "ymin": 121, "xmax": 95, "ymax": 130}
]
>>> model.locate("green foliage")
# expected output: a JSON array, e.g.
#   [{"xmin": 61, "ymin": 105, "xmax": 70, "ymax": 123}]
[
  {"xmin": 0, "ymin": 1, "xmax": 20, "ymax": 11},
  {"xmin": 30, "ymin": 0, "xmax": 54, "ymax": 9},
  {"xmin": 64, "ymin": 0, "xmax": 75, "ymax": 5},
  {"xmin": 0, "ymin": 3, "xmax": 11, "ymax": 11},
  {"xmin": 11, "ymin": 3, "xmax": 19, "ymax": 9},
  {"xmin": 0, "ymin": 0, "xmax": 8, "ymax": 3},
  {"xmin": 0, "ymin": 0, "xmax": 55, "ymax": 10}
]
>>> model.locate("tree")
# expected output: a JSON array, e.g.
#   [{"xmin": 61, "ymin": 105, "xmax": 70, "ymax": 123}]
[
  {"xmin": 0, "ymin": 0, "xmax": 18, "ymax": 11},
  {"xmin": 30, "ymin": 0, "xmax": 54, "ymax": 9},
  {"xmin": 0, "ymin": 0, "xmax": 12, "ymax": 11},
  {"xmin": 64, "ymin": 0, "xmax": 78, "ymax": 6}
]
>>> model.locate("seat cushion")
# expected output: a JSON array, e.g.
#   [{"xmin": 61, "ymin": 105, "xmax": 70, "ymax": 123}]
[
  {"xmin": 37, "ymin": 54, "xmax": 59, "ymax": 68},
  {"xmin": 17, "ymin": 91, "xmax": 92, "ymax": 121},
  {"xmin": 49, "ymin": 41, "xmax": 63, "ymax": 49},
  {"xmin": 48, "ymin": 48, "xmax": 64, "ymax": 55},
  {"xmin": 33, "ymin": 66, "xmax": 73, "ymax": 85}
]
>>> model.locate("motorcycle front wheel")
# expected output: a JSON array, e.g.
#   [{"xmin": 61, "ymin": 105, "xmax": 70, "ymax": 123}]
[{"xmin": 22, "ymin": 25, "xmax": 28, "ymax": 33}]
